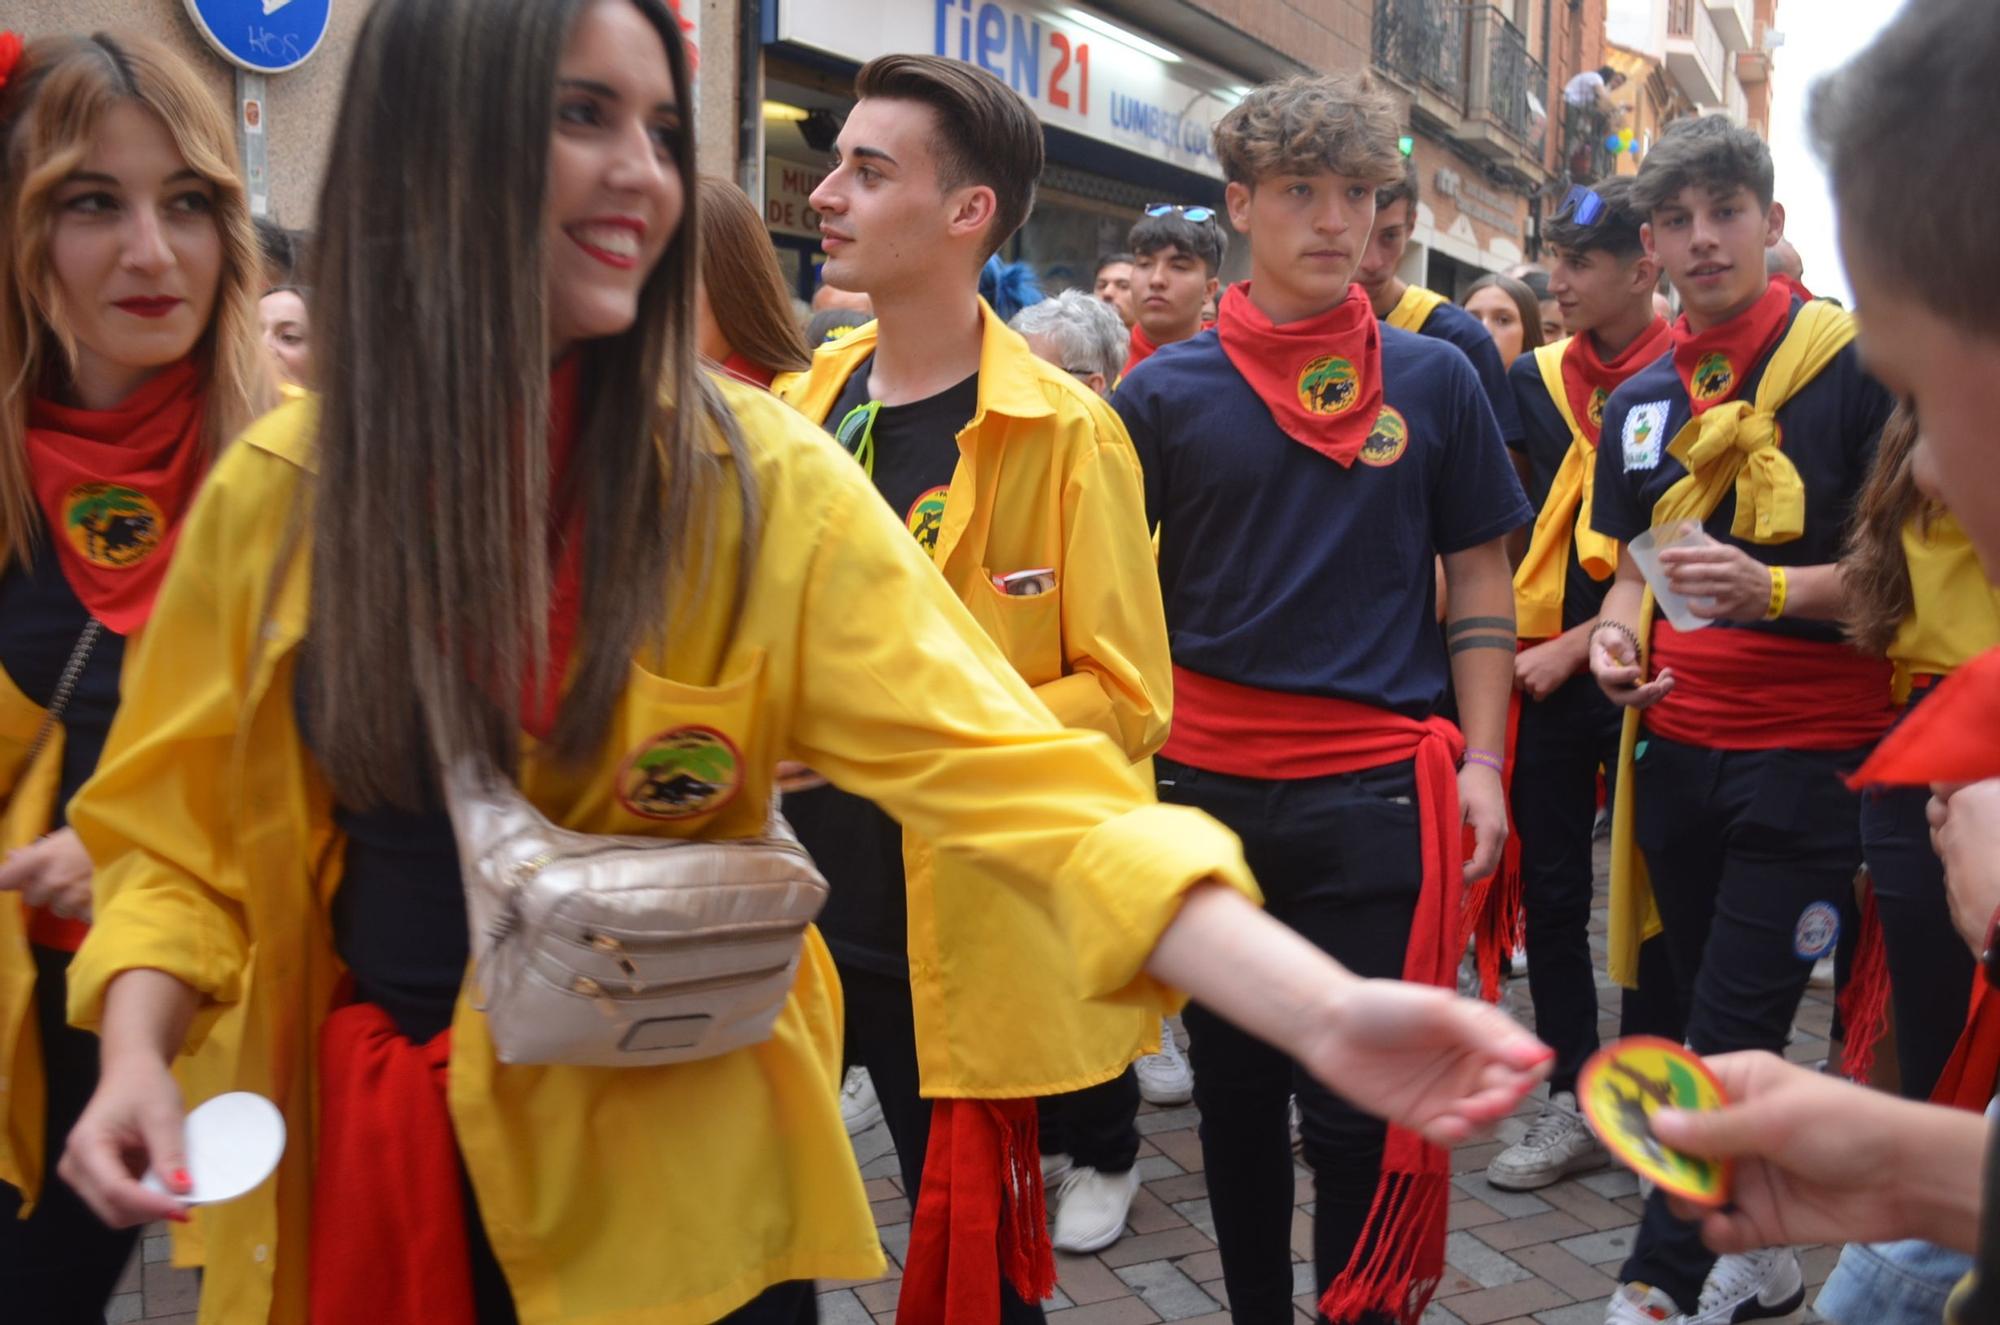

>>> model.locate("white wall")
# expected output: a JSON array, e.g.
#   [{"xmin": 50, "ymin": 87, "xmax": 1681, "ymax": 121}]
[{"xmin": 1605, "ymin": 0, "xmax": 1667, "ymax": 58}]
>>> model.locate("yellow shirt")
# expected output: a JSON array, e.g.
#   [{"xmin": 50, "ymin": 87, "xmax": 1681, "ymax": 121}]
[
  {"xmin": 63, "ymin": 382, "xmax": 1255, "ymax": 1325},
  {"xmin": 1385, "ymin": 284, "xmax": 1449, "ymax": 334},
  {"xmin": 777, "ymin": 303, "xmax": 1180, "ymax": 1095},
  {"xmin": 1891, "ymin": 511, "xmax": 2000, "ymax": 681}
]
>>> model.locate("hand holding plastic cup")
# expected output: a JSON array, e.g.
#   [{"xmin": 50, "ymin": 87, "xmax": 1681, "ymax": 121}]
[{"xmin": 1628, "ymin": 520, "xmax": 1722, "ymax": 632}]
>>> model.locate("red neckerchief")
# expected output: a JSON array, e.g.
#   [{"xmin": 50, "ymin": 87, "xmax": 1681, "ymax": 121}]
[
  {"xmin": 718, "ymin": 352, "xmax": 776, "ymax": 390},
  {"xmin": 25, "ymin": 358, "xmax": 207, "ymax": 635},
  {"xmin": 1669, "ymin": 278, "xmax": 1792, "ymax": 416},
  {"xmin": 1121, "ymin": 322, "xmax": 1159, "ymax": 380},
  {"xmin": 1772, "ymin": 272, "xmax": 1814, "ymax": 304},
  {"xmin": 1215, "ymin": 282, "xmax": 1385, "ymax": 468},
  {"xmin": 1846, "ymin": 645, "xmax": 2000, "ymax": 1112},
  {"xmin": 1562, "ymin": 317, "xmax": 1672, "ymax": 445},
  {"xmin": 524, "ymin": 356, "xmax": 583, "ymax": 739}
]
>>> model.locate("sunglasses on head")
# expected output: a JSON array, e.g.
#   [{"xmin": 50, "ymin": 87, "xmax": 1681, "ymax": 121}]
[
  {"xmin": 1145, "ymin": 203, "xmax": 1218, "ymax": 224},
  {"xmin": 1558, "ymin": 185, "xmax": 1607, "ymax": 227}
]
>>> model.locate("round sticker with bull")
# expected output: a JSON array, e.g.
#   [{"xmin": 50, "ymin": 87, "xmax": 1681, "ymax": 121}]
[
  {"xmin": 617, "ymin": 725, "xmax": 743, "ymax": 821},
  {"xmin": 1578, "ymin": 1036, "xmax": 1732, "ymax": 1208},
  {"xmin": 1296, "ymin": 355, "xmax": 1361, "ymax": 416},
  {"xmin": 906, "ymin": 485, "xmax": 949, "ymax": 555},
  {"xmin": 1691, "ymin": 351, "xmax": 1735, "ymax": 404},
  {"xmin": 1587, "ymin": 387, "xmax": 1609, "ymax": 430},
  {"xmin": 63, "ymin": 482, "xmax": 164, "ymax": 568},
  {"xmin": 1358, "ymin": 405, "xmax": 1409, "ymax": 468},
  {"xmin": 1793, "ymin": 900, "xmax": 1840, "ymax": 961}
]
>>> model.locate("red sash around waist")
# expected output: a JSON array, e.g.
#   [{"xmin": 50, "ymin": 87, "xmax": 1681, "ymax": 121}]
[
  {"xmin": 1165, "ymin": 666, "xmax": 1461, "ymax": 1323},
  {"xmin": 310, "ymin": 1002, "xmax": 475, "ymax": 1325},
  {"xmin": 1642, "ymin": 623, "xmax": 1895, "ymax": 751}
]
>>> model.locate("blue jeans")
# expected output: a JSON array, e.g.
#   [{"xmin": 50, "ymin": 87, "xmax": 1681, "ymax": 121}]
[{"xmin": 1818, "ymin": 1239, "xmax": 1972, "ymax": 1325}]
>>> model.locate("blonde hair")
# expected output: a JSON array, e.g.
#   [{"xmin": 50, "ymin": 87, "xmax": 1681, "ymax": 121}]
[
  {"xmin": 0, "ymin": 31, "xmax": 271, "ymax": 568},
  {"xmin": 1213, "ymin": 73, "xmax": 1405, "ymax": 190}
]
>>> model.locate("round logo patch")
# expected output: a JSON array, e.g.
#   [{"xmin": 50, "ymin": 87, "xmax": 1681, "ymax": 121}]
[
  {"xmin": 62, "ymin": 483, "xmax": 163, "ymax": 569},
  {"xmin": 617, "ymin": 725, "xmax": 742, "ymax": 821},
  {"xmin": 1587, "ymin": 387, "xmax": 1609, "ymax": 430},
  {"xmin": 1691, "ymin": 351, "xmax": 1735, "ymax": 403},
  {"xmin": 1578, "ymin": 1036, "xmax": 1732, "ymax": 1208},
  {"xmin": 1792, "ymin": 900, "xmax": 1840, "ymax": 961},
  {"xmin": 1296, "ymin": 355, "xmax": 1361, "ymax": 416},
  {"xmin": 1358, "ymin": 406, "xmax": 1409, "ymax": 468},
  {"xmin": 906, "ymin": 485, "xmax": 949, "ymax": 555}
]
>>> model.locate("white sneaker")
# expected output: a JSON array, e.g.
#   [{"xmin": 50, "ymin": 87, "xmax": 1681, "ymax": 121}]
[
  {"xmin": 840, "ymin": 1066, "xmax": 882, "ymax": 1136},
  {"xmin": 1689, "ymin": 1249, "xmax": 1805, "ymax": 1324},
  {"xmin": 1040, "ymin": 1151, "xmax": 1073, "ymax": 1187},
  {"xmin": 1809, "ymin": 956, "xmax": 1836, "ymax": 989},
  {"xmin": 1510, "ymin": 945, "xmax": 1530, "ymax": 978},
  {"xmin": 1606, "ymin": 1282, "xmax": 1685, "ymax": 1323},
  {"xmin": 1485, "ymin": 1091, "xmax": 1609, "ymax": 1190},
  {"xmin": 1134, "ymin": 1018, "xmax": 1193, "ymax": 1105},
  {"xmin": 1050, "ymin": 1165, "xmax": 1139, "ymax": 1253}
]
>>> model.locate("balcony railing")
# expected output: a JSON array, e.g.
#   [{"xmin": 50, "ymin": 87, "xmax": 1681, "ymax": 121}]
[
  {"xmin": 1374, "ymin": 0, "xmax": 1469, "ymax": 110},
  {"xmin": 1479, "ymin": 6, "xmax": 1548, "ymax": 150}
]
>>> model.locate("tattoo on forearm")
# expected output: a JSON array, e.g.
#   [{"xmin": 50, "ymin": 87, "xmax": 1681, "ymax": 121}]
[
  {"xmin": 1448, "ymin": 634, "xmax": 1517, "ymax": 656},
  {"xmin": 1446, "ymin": 615, "xmax": 1514, "ymax": 637}
]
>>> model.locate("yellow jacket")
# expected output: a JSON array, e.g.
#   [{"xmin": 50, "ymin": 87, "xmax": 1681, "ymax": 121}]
[
  {"xmin": 1891, "ymin": 511, "xmax": 2000, "ymax": 690},
  {"xmin": 776, "ymin": 303, "xmax": 1177, "ymax": 1095},
  {"xmin": 64, "ymin": 383, "xmax": 1254, "ymax": 1325}
]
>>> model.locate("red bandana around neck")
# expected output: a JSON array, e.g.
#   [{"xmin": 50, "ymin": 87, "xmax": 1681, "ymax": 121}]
[
  {"xmin": 1121, "ymin": 322, "xmax": 1159, "ymax": 380},
  {"xmin": 1669, "ymin": 277, "xmax": 1793, "ymax": 416},
  {"xmin": 25, "ymin": 357, "xmax": 207, "ymax": 635},
  {"xmin": 1216, "ymin": 282, "xmax": 1385, "ymax": 467},
  {"xmin": 524, "ymin": 355, "xmax": 585, "ymax": 739},
  {"xmin": 718, "ymin": 352, "xmax": 776, "ymax": 391},
  {"xmin": 1562, "ymin": 317, "xmax": 1672, "ymax": 445}
]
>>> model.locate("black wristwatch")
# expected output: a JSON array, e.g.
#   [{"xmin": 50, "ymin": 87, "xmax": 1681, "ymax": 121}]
[{"xmin": 1983, "ymin": 903, "xmax": 2000, "ymax": 991}]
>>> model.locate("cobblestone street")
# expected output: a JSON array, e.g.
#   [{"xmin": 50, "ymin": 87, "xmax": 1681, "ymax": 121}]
[{"xmin": 126, "ymin": 854, "xmax": 1836, "ymax": 1324}]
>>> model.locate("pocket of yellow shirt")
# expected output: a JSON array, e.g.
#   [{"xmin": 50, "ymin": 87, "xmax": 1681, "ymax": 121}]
[
  {"xmin": 965, "ymin": 570, "xmax": 1063, "ymax": 688},
  {"xmin": 596, "ymin": 649, "xmax": 772, "ymax": 838}
]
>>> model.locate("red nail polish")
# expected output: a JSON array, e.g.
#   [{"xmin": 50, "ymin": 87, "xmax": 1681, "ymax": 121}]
[
  {"xmin": 167, "ymin": 1208, "xmax": 191, "ymax": 1224},
  {"xmin": 171, "ymin": 1168, "xmax": 192, "ymax": 1192}
]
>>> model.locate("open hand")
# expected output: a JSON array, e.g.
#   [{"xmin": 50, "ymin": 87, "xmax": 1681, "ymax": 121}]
[
  {"xmin": 1297, "ymin": 980, "xmax": 1551, "ymax": 1146},
  {"xmin": 1659, "ymin": 544, "xmax": 1772, "ymax": 622},
  {"xmin": 0, "ymin": 828, "xmax": 93, "ymax": 921}
]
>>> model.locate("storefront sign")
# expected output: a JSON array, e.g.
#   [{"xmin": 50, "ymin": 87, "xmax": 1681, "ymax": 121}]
[
  {"xmin": 774, "ymin": 0, "xmax": 1245, "ymax": 180},
  {"xmin": 766, "ymin": 158, "xmax": 828, "ymax": 238},
  {"xmin": 182, "ymin": 0, "xmax": 331, "ymax": 73},
  {"xmin": 1433, "ymin": 167, "xmax": 1520, "ymax": 234}
]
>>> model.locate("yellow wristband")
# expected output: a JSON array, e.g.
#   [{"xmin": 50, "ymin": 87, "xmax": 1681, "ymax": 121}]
[{"xmin": 1764, "ymin": 565, "xmax": 1788, "ymax": 621}]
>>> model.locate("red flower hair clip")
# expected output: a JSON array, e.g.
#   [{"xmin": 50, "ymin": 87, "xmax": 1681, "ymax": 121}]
[
  {"xmin": 0, "ymin": 32, "xmax": 24, "ymax": 95},
  {"xmin": 661, "ymin": 1, "xmax": 699, "ymax": 76}
]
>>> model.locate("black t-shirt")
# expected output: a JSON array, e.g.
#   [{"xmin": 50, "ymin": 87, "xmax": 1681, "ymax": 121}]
[
  {"xmin": 1591, "ymin": 300, "xmax": 1895, "ymax": 644},
  {"xmin": 788, "ymin": 356, "xmax": 977, "ymax": 977},
  {"xmin": 0, "ymin": 527, "xmax": 129, "ymax": 825},
  {"xmin": 1510, "ymin": 349, "xmax": 1628, "ymax": 633},
  {"xmin": 1414, "ymin": 300, "xmax": 1526, "ymax": 448}
]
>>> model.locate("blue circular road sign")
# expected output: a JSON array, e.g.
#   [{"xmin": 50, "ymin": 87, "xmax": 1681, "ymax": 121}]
[{"xmin": 182, "ymin": 0, "xmax": 331, "ymax": 74}]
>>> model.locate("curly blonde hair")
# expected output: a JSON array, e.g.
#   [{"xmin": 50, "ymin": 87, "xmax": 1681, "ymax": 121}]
[{"xmin": 1213, "ymin": 73, "xmax": 1405, "ymax": 190}]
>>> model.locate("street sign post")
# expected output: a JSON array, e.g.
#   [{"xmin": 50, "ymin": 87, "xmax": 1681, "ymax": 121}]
[{"xmin": 181, "ymin": 0, "xmax": 331, "ymax": 75}]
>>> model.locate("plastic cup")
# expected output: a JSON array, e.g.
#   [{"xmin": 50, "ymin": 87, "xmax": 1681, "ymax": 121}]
[{"xmin": 1627, "ymin": 520, "xmax": 1721, "ymax": 633}]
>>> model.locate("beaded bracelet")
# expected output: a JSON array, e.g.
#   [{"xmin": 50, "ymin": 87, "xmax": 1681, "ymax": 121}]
[
  {"xmin": 1463, "ymin": 749, "xmax": 1505, "ymax": 773},
  {"xmin": 1593, "ymin": 618, "xmax": 1642, "ymax": 658},
  {"xmin": 1764, "ymin": 566, "xmax": 1788, "ymax": 621}
]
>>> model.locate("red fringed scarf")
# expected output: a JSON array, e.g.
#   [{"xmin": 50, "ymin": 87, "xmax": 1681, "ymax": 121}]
[
  {"xmin": 1158, "ymin": 666, "xmax": 1459, "ymax": 1324},
  {"xmin": 1461, "ymin": 686, "xmax": 1524, "ymax": 1003},
  {"xmin": 1562, "ymin": 318, "xmax": 1672, "ymax": 446},
  {"xmin": 1847, "ymin": 645, "xmax": 2000, "ymax": 1110},
  {"xmin": 1837, "ymin": 882, "xmax": 1891, "ymax": 1084},
  {"xmin": 25, "ymin": 357, "xmax": 208, "ymax": 635},
  {"xmin": 1215, "ymin": 283, "xmax": 1386, "ymax": 468},
  {"xmin": 309, "ymin": 1003, "xmax": 474, "ymax": 1325},
  {"xmin": 1669, "ymin": 279, "xmax": 1791, "ymax": 416},
  {"xmin": 896, "ymin": 1098, "xmax": 1054, "ymax": 1324}
]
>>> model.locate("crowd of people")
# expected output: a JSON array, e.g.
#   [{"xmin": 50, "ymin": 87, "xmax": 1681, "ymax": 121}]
[{"xmin": 0, "ymin": 1, "xmax": 1994, "ymax": 1324}]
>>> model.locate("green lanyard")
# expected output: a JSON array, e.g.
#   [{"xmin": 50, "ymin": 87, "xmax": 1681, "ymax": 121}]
[{"xmin": 834, "ymin": 400, "xmax": 880, "ymax": 477}]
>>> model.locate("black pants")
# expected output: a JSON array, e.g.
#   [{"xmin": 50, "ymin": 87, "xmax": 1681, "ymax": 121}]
[
  {"xmin": 840, "ymin": 962, "xmax": 1046, "ymax": 1325},
  {"xmin": 1037, "ymin": 1070, "xmax": 1141, "ymax": 1174},
  {"xmin": 1512, "ymin": 674, "xmax": 1624, "ymax": 1095},
  {"xmin": 1157, "ymin": 754, "xmax": 1422, "ymax": 1325},
  {"xmin": 1619, "ymin": 736, "xmax": 1869, "ymax": 1311},
  {"xmin": 0, "ymin": 943, "xmax": 139, "ymax": 1324}
]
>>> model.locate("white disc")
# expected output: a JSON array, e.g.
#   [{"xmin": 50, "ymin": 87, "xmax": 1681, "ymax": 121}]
[{"xmin": 142, "ymin": 1091, "xmax": 286, "ymax": 1206}]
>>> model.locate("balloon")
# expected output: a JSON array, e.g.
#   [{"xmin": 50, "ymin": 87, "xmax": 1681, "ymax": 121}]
[
  {"xmin": 1604, "ymin": 133, "xmax": 1623, "ymax": 150},
  {"xmin": 1619, "ymin": 130, "xmax": 1634, "ymax": 149}
]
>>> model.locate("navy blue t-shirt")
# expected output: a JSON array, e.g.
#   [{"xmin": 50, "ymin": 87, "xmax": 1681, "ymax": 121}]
[
  {"xmin": 1590, "ymin": 301, "xmax": 1895, "ymax": 644},
  {"xmin": 1116, "ymin": 324, "xmax": 1531, "ymax": 717},
  {"xmin": 1510, "ymin": 349, "xmax": 1633, "ymax": 634},
  {"xmin": 1416, "ymin": 300, "xmax": 1525, "ymax": 448}
]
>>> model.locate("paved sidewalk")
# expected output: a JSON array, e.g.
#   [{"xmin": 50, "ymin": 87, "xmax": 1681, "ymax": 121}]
[{"xmin": 129, "ymin": 855, "xmax": 1839, "ymax": 1324}]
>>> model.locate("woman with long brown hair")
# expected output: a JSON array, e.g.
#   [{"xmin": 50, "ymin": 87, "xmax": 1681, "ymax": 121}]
[
  {"xmin": 50, "ymin": 3, "xmax": 1548, "ymax": 1321},
  {"xmin": 0, "ymin": 29, "xmax": 269, "ymax": 1315},
  {"xmin": 1842, "ymin": 402, "xmax": 2000, "ymax": 1101},
  {"xmin": 695, "ymin": 174, "xmax": 810, "ymax": 388},
  {"xmin": 1461, "ymin": 272, "xmax": 1544, "ymax": 372}
]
